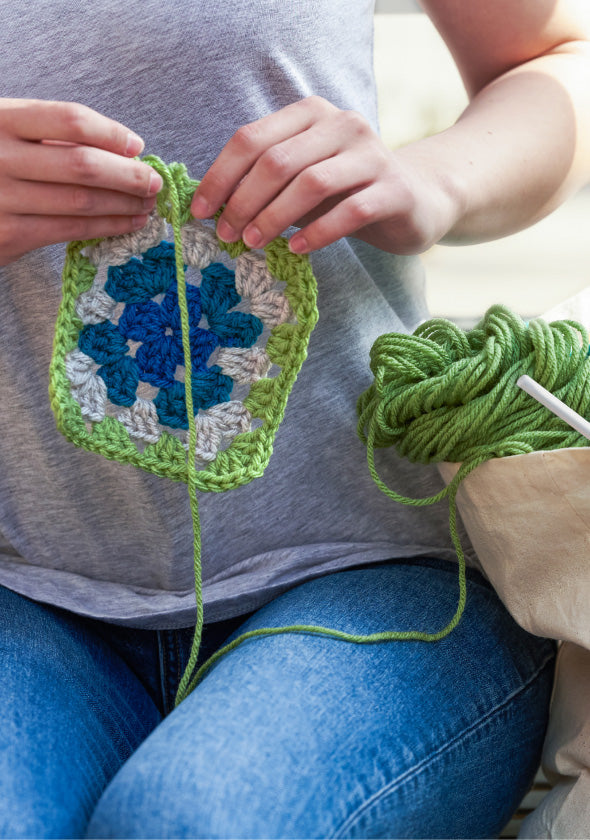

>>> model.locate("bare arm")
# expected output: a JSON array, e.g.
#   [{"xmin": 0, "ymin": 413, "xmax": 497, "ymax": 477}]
[
  {"xmin": 416, "ymin": 0, "xmax": 590, "ymax": 242},
  {"xmin": 191, "ymin": 0, "xmax": 590, "ymax": 254}
]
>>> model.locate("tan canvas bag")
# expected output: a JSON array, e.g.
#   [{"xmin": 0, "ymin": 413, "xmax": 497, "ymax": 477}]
[
  {"xmin": 437, "ymin": 289, "xmax": 590, "ymax": 837},
  {"xmin": 520, "ymin": 642, "xmax": 590, "ymax": 838}
]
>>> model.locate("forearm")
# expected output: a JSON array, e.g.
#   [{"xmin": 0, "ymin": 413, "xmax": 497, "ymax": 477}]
[
  {"xmin": 399, "ymin": 42, "xmax": 590, "ymax": 245},
  {"xmin": 190, "ymin": 7, "xmax": 590, "ymax": 258}
]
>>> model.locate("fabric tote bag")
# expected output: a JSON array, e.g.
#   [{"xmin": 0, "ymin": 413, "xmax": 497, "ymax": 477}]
[{"xmin": 438, "ymin": 288, "xmax": 590, "ymax": 838}]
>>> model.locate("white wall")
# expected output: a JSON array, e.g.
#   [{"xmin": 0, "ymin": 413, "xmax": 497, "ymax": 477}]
[
  {"xmin": 373, "ymin": 13, "xmax": 466, "ymax": 149},
  {"xmin": 375, "ymin": 0, "xmax": 421, "ymax": 11}
]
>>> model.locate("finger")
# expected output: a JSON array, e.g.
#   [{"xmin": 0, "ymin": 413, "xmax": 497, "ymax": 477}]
[
  {"xmin": 0, "ymin": 181, "xmax": 156, "ymax": 217},
  {"xmin": 191, "ymin": 96, "xmax": 336, "ymax": 218},
  {"xmin": 3, "ymin": 99, "xmax": 145, "ymax": 157},
  {"xmin": 215, "ymin": 125, "xmax": 345, "ymax": 243},
  {"xmin": 288, "ymin": 183, "xmax": 392, "ymax": 253},
  {"xmin": 1, "ymin": 212, "xmax": 150, "ymax": 259},
  {"xmin": 9, "ymin": 141, "xmax": 162, "ymax": 198},
  {"xmin": 238, "ymin": 152, "xmax": 377, "ymax": 249}
]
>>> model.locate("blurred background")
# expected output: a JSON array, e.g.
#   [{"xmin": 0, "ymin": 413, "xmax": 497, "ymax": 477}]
[{"xmin": 373, "ymin": 3, "xmax": 590, "ymax": 322}]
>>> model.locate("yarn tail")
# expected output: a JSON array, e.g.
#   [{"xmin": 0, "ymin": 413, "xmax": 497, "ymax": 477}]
[
  {"xmin": 175, "ymin": 481, "xmax": 203, "ymax": 707},
  {"xmin": 171, "ymin": 401, "xmax": 468, "ymax": 703},
  {"xmin": 148, "ymin": 155, "xmax": 205, "ymax": 707},
  {"xmin": 172, "ymin": 176, "xmax": 205, "ymax": 706},
  {"xmin": 174, "ymin": 421, "xmax": 468, "ymax": 697}
]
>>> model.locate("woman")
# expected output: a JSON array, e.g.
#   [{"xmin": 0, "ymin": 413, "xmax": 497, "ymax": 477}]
[{"xmin": 0, "ymin": 1, "xmax": 588, "ymax": 836}]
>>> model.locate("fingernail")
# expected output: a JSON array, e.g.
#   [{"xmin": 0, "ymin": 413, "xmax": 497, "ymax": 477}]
[
  {"xmin": 142, "ymin": 196, "xmax": 156, "ymax": 212},
  {"xmin": 191, "ymin": 194, "xmax": 210, "ymax": 217},
  {"xmin": 217, "ymin": 219, "xmax": 238, "ymax": 242},
  {"xmin": 132, "ymin": 215, "xmax": 148, "ymax": 229},
  {"xmin": 289, "ymin": 234, "xmax": 308, "ymax": 254},
  {"xmin": 126, "ymin": 132, "xmax": 144, "ymax": 156},
  {"xmin": 243, "ymin": 225, "xmax": 262, "ymax": 249},
  {"xmin": 148, "ymin": 172, "xmax": 163, "ymax": 195}
]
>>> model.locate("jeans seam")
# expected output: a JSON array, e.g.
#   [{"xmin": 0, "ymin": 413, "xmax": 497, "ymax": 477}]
[
  {"xmin": 330, "ymin": 649, "xmax": 555, "ymax": 839},
  {"xmin": 156, "ymin": 630, "xmax": 171, "ymax": 717},
  {"xmin": 173, "ymin": 630, "xmax": 182, "ymax": 710}
]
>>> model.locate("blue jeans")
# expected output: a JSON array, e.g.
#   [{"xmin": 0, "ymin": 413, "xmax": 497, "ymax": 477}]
[{"xmin": 0, "ymin": 559, "xmax": 555, "ymax": 839}]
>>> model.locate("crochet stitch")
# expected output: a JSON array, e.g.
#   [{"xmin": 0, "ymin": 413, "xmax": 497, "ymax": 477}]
[{"xmin": 50, "ymin": 157, "xmax": 319, "ymax": 491}]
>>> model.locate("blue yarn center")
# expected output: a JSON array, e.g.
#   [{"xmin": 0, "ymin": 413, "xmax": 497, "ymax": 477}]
[{"xmin": 79, "ymin": 243, "xmax": 263, "ymax": 428}]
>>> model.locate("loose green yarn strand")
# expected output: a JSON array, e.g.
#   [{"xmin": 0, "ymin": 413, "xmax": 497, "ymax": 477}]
[
  {"xmin": 141, "ymin": 157, "xmax": 204, "ymax": 708},
  {"xmin": 179, "ymin": 404, "xmax": 471, "ymax": 697},
  {"xmin": 183, "ymin": 584, "xmax": 469, "ymax": 693}
]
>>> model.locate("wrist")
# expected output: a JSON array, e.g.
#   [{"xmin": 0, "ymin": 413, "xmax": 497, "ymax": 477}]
[{"xmin": 391, "ymin": 133, "xmax": 469, "ymax": 249}]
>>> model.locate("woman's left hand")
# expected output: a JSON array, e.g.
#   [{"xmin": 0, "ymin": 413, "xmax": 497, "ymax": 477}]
[{"xmin": 190, "ymin": 96, "xmax": 462, "ymax": 256}]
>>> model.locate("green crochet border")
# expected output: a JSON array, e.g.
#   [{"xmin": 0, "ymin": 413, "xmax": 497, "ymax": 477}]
[{"xmin": 49, "ymin": 157, "xmax": 319, "ymax": 494}]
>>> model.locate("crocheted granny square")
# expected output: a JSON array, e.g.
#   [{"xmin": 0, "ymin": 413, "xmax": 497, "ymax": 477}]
[{"xmin": 49, "ymin": 157, "xmax": 318, "ymax": 492}]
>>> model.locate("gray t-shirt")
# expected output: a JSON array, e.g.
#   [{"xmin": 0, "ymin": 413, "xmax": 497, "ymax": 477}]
[{"xmin": 0, "ymin": 0, "xmax": 474, "ymax": 628}]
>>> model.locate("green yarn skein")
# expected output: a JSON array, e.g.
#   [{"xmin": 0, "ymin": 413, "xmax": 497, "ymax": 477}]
[{"xmin": 357, "ymin": 304, "xmax": 590, "ymax": 596}]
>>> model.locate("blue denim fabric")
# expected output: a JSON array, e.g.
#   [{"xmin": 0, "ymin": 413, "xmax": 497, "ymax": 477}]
[{"xmin": 0, "ymin": 560, "xmax": 555, "ymax": 839}]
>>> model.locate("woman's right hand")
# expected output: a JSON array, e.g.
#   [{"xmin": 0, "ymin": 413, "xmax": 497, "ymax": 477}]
[{"xmin": 0, "ymin": 98, "xmax": 162, "ymax": 266}]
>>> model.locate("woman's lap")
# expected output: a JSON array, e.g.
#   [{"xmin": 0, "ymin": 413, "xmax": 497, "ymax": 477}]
[
  {"xmin": 0, "ymin": 560, "xmax": 555, "ymax": 839},
  {"xmin": 0, "ymin": 585, "xmax": 162, "ymax": 839}
]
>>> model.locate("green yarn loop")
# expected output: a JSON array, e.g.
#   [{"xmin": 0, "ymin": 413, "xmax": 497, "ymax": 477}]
[
  {"xmin": 355, "ymin": 304, "xmax": 590, "ymax": 651},
  {"xmin": 358, "ymin": 305, "xmax": 590, "ymax": 464},
  {"xmin": 159, "ymin": 160, "xmax": 471, "ymax": 703}
]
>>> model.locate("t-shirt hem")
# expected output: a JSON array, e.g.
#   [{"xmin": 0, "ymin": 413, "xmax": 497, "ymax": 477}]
[{"xmin": 0, "ymin": 541, "xmax": 480, "ymax": 629}]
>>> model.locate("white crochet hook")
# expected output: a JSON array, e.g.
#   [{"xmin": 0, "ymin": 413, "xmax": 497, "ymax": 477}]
[{"xmin": 517, "ymin": 374, "xmax": 590, "ymax": 441}]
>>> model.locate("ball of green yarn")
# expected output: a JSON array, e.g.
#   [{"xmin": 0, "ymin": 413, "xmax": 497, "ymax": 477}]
[{"xmin": 357, "ymin": 304, "xmax": 590, "ymax": 468}]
